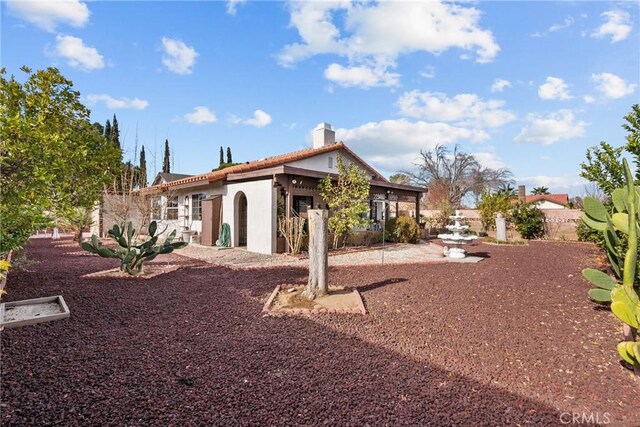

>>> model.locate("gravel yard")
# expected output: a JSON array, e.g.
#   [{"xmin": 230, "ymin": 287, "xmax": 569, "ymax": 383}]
[{"xmin": 1, "ymin": 238, "xmax": 637, "ymax": 425}]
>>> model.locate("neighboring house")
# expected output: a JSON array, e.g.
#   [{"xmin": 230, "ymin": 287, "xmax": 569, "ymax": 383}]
[
  {"xmin": 141, "ymin": 123, "xmax": 425, "ymax": 254},
  {"xmin": 516, "ymin": 185, "xmax": 568, "ymax": 209},
  {"xmin": 151, "ymin": 172, "xmax": 194, "ymax": 186},
  {"xmin": 524, "ymin": 194, "xmax": 569, "ymax": 209}
]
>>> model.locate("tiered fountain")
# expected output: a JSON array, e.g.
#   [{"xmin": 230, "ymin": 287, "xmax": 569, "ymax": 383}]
[{"xmin": 437, "ymin": 210, "xmax": 477, "ymax": 259}]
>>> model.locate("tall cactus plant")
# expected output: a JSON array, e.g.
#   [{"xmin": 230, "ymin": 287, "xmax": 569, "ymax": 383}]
[
  {"xmin": 581, "ymin": 159, "xmax": 640, "ymax": 384},
  {"xmin": 81, "ymin": 221, "xmax": 187, "ymax": 275}
]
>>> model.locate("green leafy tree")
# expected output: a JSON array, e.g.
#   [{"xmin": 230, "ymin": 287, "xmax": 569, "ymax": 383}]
[
  {"xmin": 477, "ymin": 190, "xmax": 512, "ymax": 231},
  {"xmin": 226, "ymin": 146, "xmax": 233, "ymax": 164},
  {"xmin": 623, "ymin": 104, "xmax": 640, "ymax": 182},
  {"xmin": 318, "ymin": 156, "xmax": 371, "ymax": 248},
  {"xmin": 511, "ymin": 202, "xmax": 545, "ymax": 239},
  {"xmin": 580, "ymin": 142, "xmax": 626, "ymax": 198},
  {"xmin": 580, "ymin": 104, "xmax": 640, "ymax": 199},
  {"xmin": 163, "ymin": 139, "xmax": 170, "ymax": 173},
  {"xmin": 219, "ymin": 146, "xmax": 224, "ymax": 167},
  {"xmin": 104, "ymin": 119, "xmax": 111, "ymax": 140},
  {"xmin": 496, "ymin": 183, "xmax": 518, "ymax": 198},
  {"xmin": 139, "ymin": 145, "xmax": 147, "ymax": 188},
  {"xmin": 111, "ymin": 114, "xmax": 120, "ymax": 149},
  {"xmin": 531, "ymin": 186, "xmax": 550, "ymax": 195},
  {"xmin": 0, "ymin": 66, "xmax": 120, "ymax": 254},
  {"xmin": 389, "ymin": 173, "xmax": 410, "ymax": 184}
]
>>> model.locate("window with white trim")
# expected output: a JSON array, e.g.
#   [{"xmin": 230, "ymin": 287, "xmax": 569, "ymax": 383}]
[
  {"xmin": 191, "ymin": 193, "xmax": 206, "ymax": 220},
  {"xmin": 151, "ymin": 197, "xmax": 162, "ymax": 220},
  {"xmin": 166, "ymin": 196, "xmax": 179, "ymax": 220}
]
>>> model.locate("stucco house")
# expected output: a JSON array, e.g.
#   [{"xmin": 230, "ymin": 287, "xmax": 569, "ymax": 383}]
[
  {"xmin": 524, "ymin": 194, "xmax": 569, "ymax": 209},
  {"xmin": 140, "ymin": 123, "xmax": 425, "ymax": 254}
]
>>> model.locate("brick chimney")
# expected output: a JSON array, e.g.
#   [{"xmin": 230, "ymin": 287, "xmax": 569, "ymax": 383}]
[
  {"xmin": 518, "ymin": 185, "xmax": 526, "ymax": 203},
  {"xmin": 313, "ymin": 122, "xmax": 336, "ymax": 149}
]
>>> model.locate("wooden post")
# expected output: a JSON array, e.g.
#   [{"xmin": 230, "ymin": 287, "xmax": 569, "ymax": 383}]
[
  {"xmin": 303, "ymin": 209, "xmax": 328, "ymax": 299},
  {"xmin": 415, "ymin": 193, "xmax": 421, "ymax": 224},
  {"xmin": 285, "ymin": 178, "xmax": 293, "ymax": 254}
]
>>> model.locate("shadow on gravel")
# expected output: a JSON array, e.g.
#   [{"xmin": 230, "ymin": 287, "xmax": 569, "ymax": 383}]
[
  {"xmin": 357, "ymin": 277, "xmax": 408, "ymax": 293},
  {"xmin": 2, "ymin": 238, "xmax": 564, "ymax": 425},
  {"xmin": 468, "ymin": 251, "xmax": 491, "ymax": 259}
]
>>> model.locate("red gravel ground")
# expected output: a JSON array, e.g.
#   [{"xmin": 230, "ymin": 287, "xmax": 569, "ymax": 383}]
[{"xmin": 1, "ymin": 238, "xmax": 638, "ymax": 426}]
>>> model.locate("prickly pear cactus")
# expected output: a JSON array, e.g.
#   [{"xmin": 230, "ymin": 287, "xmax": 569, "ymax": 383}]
[
  {"xmin": 582, "ymin": 159, "xmax": 640, "ymax": 376},
  {"xmin": 81, "ymin": 221, "xmax": 187, "ymax": 275}
]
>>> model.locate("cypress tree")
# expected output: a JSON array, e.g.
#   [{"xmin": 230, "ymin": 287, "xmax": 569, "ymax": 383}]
[
  {"xmin": 226, "ymin": 147, "xmax": 232, "ymax": 164},
  {"xmin": 111, "ymin": 114, "xmax": 120, "ymax": 148},
  {"xmin": 219, "ymin": 146, "xmax": 224, "ymax": 166},
  {"xmin": 163, "ymin": 139, "xmax": 170, "ymax": 173},
  {"xmin": 104, "ymin": 119, "xmax": 111, "ymax": 140},
  {"xmin": 139, "ymin": 146, "xmax": 147, "ymax": 188}
]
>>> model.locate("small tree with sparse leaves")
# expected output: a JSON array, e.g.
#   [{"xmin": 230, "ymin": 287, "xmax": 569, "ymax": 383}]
[{"xmin": 318, "ymin": 156, "xmax": 371, "ymax": 248}]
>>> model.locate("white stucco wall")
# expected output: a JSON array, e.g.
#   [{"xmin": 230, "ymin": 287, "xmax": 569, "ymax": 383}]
[
  {"xmin": 535, "ymin": 200, "xmax": 566, "ymax": 210},
  {"xmin": 150, "ymin": 182, "xmax": 223, "ymax": 239},
  {"xmin": 287, "ymin": 149, "xmax": 373, "ymax": 178},
  {"xmin": 223, "ymin": 179, "xmax": 277, "ymax": 254}
]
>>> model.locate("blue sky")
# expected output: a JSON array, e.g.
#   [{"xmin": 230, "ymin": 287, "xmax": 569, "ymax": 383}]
[{"xmin": 2, "ymin": 1, "xmax": 639, "ymax": 196}]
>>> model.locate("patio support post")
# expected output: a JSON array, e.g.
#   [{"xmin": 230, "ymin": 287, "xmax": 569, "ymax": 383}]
[
  {"xmin": 415, "ymin": 193, "xmax": 420, "ymax": 224},
  {"xmin": 285, "ymin": 177, "xmax": 292, "ymax": 253}
]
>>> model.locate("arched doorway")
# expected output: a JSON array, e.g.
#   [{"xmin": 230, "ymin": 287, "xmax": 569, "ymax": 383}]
[{"xmin": 234, "ymin": 192, "xmax": 248, "ymax": 247}]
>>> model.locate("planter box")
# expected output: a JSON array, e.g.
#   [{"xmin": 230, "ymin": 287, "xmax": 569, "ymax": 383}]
[{"xmin": 0, "ymin": 295, "xmax": 70, "ymax": 329}]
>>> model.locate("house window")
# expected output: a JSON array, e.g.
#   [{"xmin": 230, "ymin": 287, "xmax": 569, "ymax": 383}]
[
  {"xmin": 328, "ymin": 156, "xmax": 334, "ymax": 169},
  {"xmin": 151, "ymin": 197, "xmax": 162, "ymax": 220},
  {"xmin": 191, "ymin": 193, "xmax": 206, "ymax": 220},
  {"xmin": 166, "ymin": 196, "xmax": 179, "ymax": 220}
]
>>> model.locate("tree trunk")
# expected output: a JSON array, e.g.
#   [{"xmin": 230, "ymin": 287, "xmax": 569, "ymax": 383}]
[{"xmin": 303, "ymin": 210, "xmax": 328, "ymax": 300}]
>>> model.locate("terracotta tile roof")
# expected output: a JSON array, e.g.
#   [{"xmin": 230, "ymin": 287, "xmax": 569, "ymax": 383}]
[
  {"xmin": 146, "ymin": 142, "xmax": 389, "ymax": 191},
  {"xmin": 525, "ymin": 194, "xmax": 569, "ymax": 206}
]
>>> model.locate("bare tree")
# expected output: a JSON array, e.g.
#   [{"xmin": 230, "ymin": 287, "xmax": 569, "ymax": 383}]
[
  {"xmin": 405, "ymin": 144, "xmax": 513, "ymax": 209},
  {"xmin": 101, "ymin": 166, "xmax": 172, "ymax": 237}
]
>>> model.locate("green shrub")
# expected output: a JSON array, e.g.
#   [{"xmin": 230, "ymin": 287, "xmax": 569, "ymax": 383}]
[
  {"xmin": 576, "ymin": 218, "xmax": 605, "ymax": 246},
  {"xmin": 511, "ymin": 202, "xmax": 545, "ymax": 239},
  {"xmin": 384, "ymin": 217, "xmax": 398, "ymax": 242},
  {"xmin": 393, "ymin": 215, "xmax": 420, "ymax": 243},
  {"xmin": 477, "ymin": 190, "xmax": 512, "ymax": 231}
]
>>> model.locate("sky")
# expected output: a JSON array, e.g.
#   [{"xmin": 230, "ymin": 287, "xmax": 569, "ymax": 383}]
[{"xmin": 2, "ymin": 0, "xmax": 639, "ymax": 197}]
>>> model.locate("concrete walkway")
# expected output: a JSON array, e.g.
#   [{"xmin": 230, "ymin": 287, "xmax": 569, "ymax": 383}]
[{"xmin": 176, "ymin": 241, "xmax": 468, "ymax": 269}]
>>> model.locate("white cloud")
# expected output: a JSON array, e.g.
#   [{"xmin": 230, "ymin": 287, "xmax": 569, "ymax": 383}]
[
  {"xmin": 324, "ymin": 63, "xmax": 400, "ymax": 88},
  {"xmin": 472, "ymin": 150, "xmax": 508, "ymax": 170},
  {"xmin": 397, "ymin": 91, "xmax": 516, "ymax": 128},
  {"xmin": 278, "ymin": 1, "xmax": 499, "ymax": 87},
  {"xmin": 226, "ymin": 0, "xmax": 246, "ymax": 16},
  {"xmin": 514, "ymin": 110, "xmax": 587, "ymax": 145},
  {"xmin": 161, "ymin": 37, "xmax": 198, "ymax": 75},
  {"xmin": 244, "ymin": 110, "xmax": 272, "ymax": 128},
  {"xmin": 548, "ymin": 16, "xmax": 574, "ymax": 32},
  {"xmin": 591, "ymin": 72, "xmax": 637, "ymax": 99},
  {"xmin": 53, "ymin": 35, "xmax": 104, "ymax": 71},
  {"xmin": 592, "ymin": 10, "xmax": 632, "ymax": 43},
  {"xmin": 86, "ymin": 94, "xmax": 148, "ymax": 110},
  {"xmin": 184, "ymin": 106, "xmax": 217, "ymax": 124},
  {"xmin": 491, "ymin": 78, "xmax": 511, "ymax": 93},
  {"xmin": 334, "ymin": 119, "xmax": 487, "ymax": 171},
  {"xmin": 538, "ymin": 76, "xmax": 572, "ymax": 100},
  {"xmin": 421, "ymin": 65, "xmax": 436, "ymax": 79},
  {"xmin": 518, "ymin": 175, "xmax": 588, "ymax": 195},
  {"xmin": 583, "ymin": 95, "xmax": 596, "ymax": 104},
  {"xmin": 5, "ymin": 0, "xmax": 89, "ymax": 32},
  {"xmin": 229, "ymin": 110, "xmax": 273, "ymax": 128}
]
